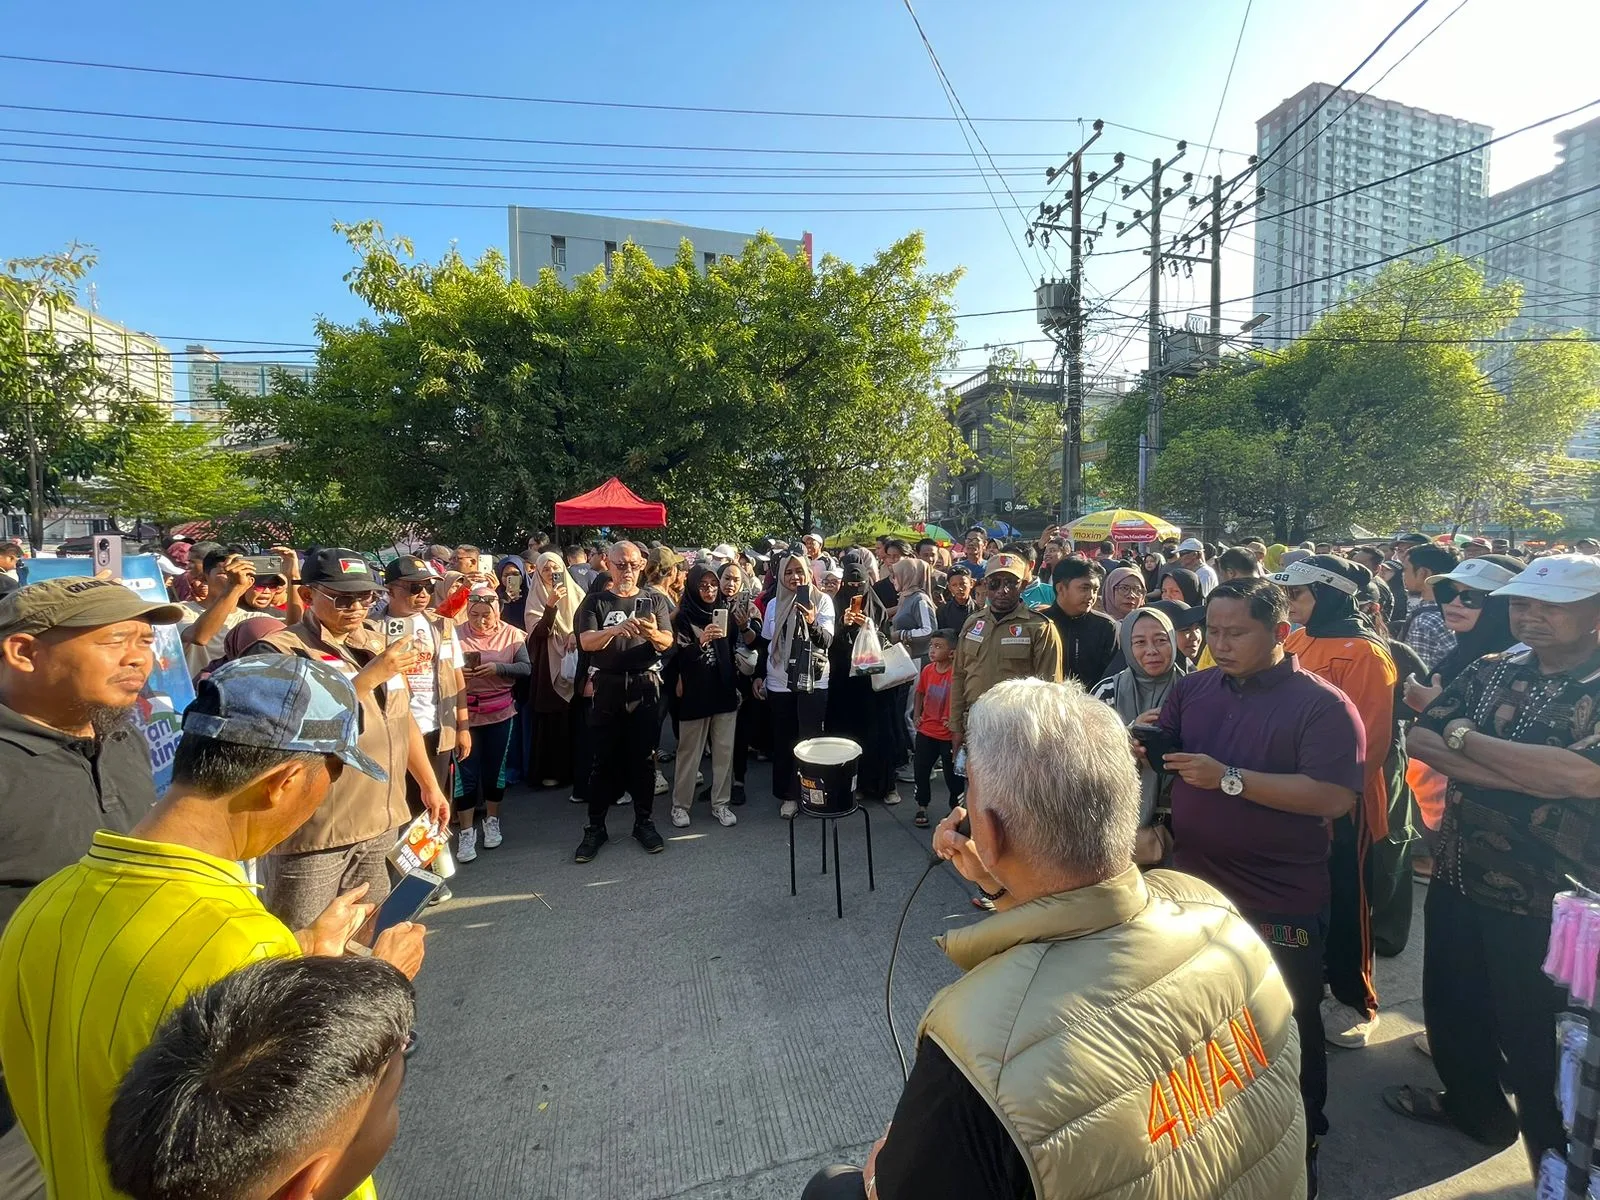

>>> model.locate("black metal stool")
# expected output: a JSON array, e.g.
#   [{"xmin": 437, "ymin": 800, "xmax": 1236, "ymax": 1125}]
[{"xmin": 789, "ymin": 802, "xmax": 875, "ymax": 919}]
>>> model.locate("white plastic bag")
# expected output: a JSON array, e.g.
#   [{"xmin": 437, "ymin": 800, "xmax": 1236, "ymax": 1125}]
[
  {"xmin": 559, "ymin": 649, "xmax": 579, "ymax": 685},
  {"xmin": 850, "ymin": 620, "xmax": 886, "ymax": 676},
  {"xmin": 871, "ymin": 642, "xmax": 918, "ymax": 692}
]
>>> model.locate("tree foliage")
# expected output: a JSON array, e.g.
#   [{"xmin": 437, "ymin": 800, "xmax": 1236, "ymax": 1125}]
[
  {"xmin": 73, "ymin": 419, "xmax": 262, "ymax": 538},
  {"xmin": 1094, "ymin": 255, "xmax": 1600, "ymax": 540},
  {"xmin": 227, "ymin": 223, "xmax": 963, "ymax": 546}
]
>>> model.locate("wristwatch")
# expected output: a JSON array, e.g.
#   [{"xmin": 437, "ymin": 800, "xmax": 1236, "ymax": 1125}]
[
  {"xmin": 1220, "ymin": 767, "xmax": 1245, "ymax": 796},
  {"xmin": 1445, "ymin": 721, "xmax": 1474, "ymax": 752}
]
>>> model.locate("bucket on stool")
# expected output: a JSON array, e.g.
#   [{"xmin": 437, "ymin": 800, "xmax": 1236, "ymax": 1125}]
[{"xmin": 794, "ymin": 737, "xmax": 862, "ymax": 815}]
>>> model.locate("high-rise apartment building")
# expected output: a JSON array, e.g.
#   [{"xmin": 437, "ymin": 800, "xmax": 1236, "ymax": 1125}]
[
  {"xmin": 506, "ymin": 206, "xmax": 807, "ymax": 284},
  {"xmin": 20, "ymin": 300, "xmax": 176, "ymax": 416},
  {"xmin": 1252, "ymin": 84, "xmax": 1490, "ymax": 342},
  {"xmin": 185, "ymin": 344, "xmax": 314, "ymax": 422}
]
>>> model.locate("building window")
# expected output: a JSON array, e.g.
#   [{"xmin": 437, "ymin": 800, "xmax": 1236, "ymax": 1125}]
[
  {"xmin": 550, "ymin": 236, "xmax": 567, "ymax": 270},
  {"xmin": 703, "ymin": 251, "xmax": 717, "ymax": 271},
  {"xmin": 603, "ymin": 241, "xmax": 617, "ymax": 276}
]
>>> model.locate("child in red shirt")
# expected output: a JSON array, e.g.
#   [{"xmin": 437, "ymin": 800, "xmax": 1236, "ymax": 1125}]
[{"xmin": 912, "ymin": 630, "xmax": 965, "ymax": 827}]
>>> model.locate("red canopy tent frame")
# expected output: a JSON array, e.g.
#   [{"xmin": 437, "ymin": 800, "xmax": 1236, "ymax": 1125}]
[{"xmin": 553, "ymin": 477, "xmax": 667, "ymax": 529}]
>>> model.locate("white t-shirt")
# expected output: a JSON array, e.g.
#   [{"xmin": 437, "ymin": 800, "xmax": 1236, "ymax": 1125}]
[
  {"xmin": 385, "ymin": 613, "xmax": 462, "ymax": 733},
  {"xmin": 178, "ymin": 603, "xmax": 277, "ymax": 679}
]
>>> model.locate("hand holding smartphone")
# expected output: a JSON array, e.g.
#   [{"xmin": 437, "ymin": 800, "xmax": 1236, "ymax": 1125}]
[
  {"xmin": 351, "ymin": 869, "xmax": 442, "ymax": 948},
  {"xmin": 1130, "ymin": 724, "xmax": 1181, "ymax": 767}
]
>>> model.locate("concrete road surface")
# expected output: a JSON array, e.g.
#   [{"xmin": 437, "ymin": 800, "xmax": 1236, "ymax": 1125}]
[{"xmin": 377, "ymin": 757, "xmax": 1529, "ymax": 1200}]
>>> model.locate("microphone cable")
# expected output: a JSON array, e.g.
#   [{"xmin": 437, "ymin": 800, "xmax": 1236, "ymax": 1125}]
[{"xmin": 884, "ymin": 854, "xmax": 945, "ymax": 1082}]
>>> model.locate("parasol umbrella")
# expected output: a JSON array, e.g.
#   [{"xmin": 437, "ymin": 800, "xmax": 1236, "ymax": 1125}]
[
  {"xmin": 1066, "ymin": 509, "xmax": 1182, "ymax": 544},
  {"xmin": 913, "ymin": 522, "xmax": 957, "ymax": 546},
  {"xmin": 823, "ymin": 522, "xmax": 922, "ymax": 551}
]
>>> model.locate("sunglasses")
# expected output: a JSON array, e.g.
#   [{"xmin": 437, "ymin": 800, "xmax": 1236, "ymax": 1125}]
[
  {"xmin": 314, "ymin": 588, "xmax": 378, "ymax": 609},
  {"xmin": 1433, "ymin": 583, "xmax": 1486, "ymax": 610},
  {"xmin": 397, "ymin": 581, "xmax": 432, "ymax": 595},
  {"xmin": 249, "ymin": 576, "xmax": 286, "ymax": 589}
]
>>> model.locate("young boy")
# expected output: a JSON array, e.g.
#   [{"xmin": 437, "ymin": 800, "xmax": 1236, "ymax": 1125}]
[{"xmin": 911, "ymin": 629, "xmax": 965, "ymax": 827}]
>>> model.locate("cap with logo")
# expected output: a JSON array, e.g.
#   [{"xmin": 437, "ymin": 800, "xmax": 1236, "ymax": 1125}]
[
  {"xmin": 1426, "ymin": 554, "xmax": 1523, "ymax": 594},
  {"xmin": 984, "ymin": 553, "xmax": 1028, "ymax": 581},
  {"xmin": 1493, "ymin": 554, "xmax": 1600, "ymax": 604},
  {"xmin": 383, "ymin": 555, "xmax": 440, "ymax": 585},
  {"xmin": 0, "ymin": 577, "xmax": 184, "ymax": 638},
  {"xmin": 1177, "ymin": 537, "xmax": 1205, "ymax": 554},
  {"xmin": 302, "ymin": 547, "xmax": 381, "ymax": 593},
  {"xmin": 1268, "ymin": 558, "xmax": 1359, "ymax": 596},
  {"xmin": 181, "ymin": 654, "xmax": 386, "ymax": 780}
]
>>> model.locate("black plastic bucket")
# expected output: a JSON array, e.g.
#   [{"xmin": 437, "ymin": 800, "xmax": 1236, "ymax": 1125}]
[{"xmin": 795, "ymin": 737, "xmax": 862, "ymax": 815}]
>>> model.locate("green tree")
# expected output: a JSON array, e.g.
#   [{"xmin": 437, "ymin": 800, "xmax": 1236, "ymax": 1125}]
[
  {"xmin": 227, "ymin": 222, "xmax": 964, "ymax": 547},
  {"xmin": 74, "ymin": 419, "xmax": 262, "ymax": 540},
  {"xmin": 1094, "ymin": 255, "xmax": 1600, "ymax": 540},
  {"xmin": 0, "ymin": 246, "xmax": 157, "ymax": 549},
  {"xmin": 978, "ymin": 351, "xmax": 1063, "ymax": 511}
]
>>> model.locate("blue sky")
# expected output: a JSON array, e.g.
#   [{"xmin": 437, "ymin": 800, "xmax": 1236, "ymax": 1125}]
[{"xmin": 2, "ymin": 0, "xmax": 1596, "ymax": 405}]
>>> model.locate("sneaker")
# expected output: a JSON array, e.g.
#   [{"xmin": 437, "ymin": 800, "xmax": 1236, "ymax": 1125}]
[
  {"xmin": 670, "ymin": 806, "xmax": 691, "ymax": 828},
  {"xmin": 456, "ymin": 826, "xmax": 478, "ymax": 863},
  {"xmin": 730, "ymin": 782, "xmax": 747, "ymax": 807},
  {"xmin": 574, "ymin": 824, "xmax": 607, "ymax": 863},
  {"xmin": 569, "ymin": 792, "xmax": 586, "ymax": 804},
  {"xmin": 633, "ymin": 818, "xmax": 665, "ymax": 853},
  {"xmin": 695, "ymin": 770, "xmax": 704, "ymax": 787},
  {"xmin": 615, "ymin": 794, "xmax": 631, "ymax": 806},
  {"xmin": 971, "ymin": 893, "xmax": 996, "ymax": 912},
  {"xmin": 914, "ymin": 807, "xmax": 929, "ymax": 828},
  {"xmin": 780, "ymin": 800, "xmax": 799, "ymax": 819},
  {"xmin": 1321, "ymin": 997, "xmax": 1378, "ymax": 1048},
  {"xmin": 653, "ymin": 770, "xmax": 669, "ymax": 796},
  {"xmin": 540, "ymin": 778, "xmax": 560, "ymax": 788},
  {"xmin": 881, "ymin": 791, "xmax": 902, "ymax": 806},
  {"xmin": 896, "ymin": 765, "xmax": 915, "ymax": 783},
  {"xmin": 429, "ymin": 883, "xmax": 453, "ymax": 905},
  {"xmin": 712, "ymin": 804, "xmax": 737, "ymax": 827},
  {"xmin": 482, "ymin": 816, "xmax": 503, "ymax": 849}
]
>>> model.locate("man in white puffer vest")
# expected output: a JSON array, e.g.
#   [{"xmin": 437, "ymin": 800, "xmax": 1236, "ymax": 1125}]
[{"xmin": 804, "ymin": 678, "xmax": 1306, "ymax": 1200}]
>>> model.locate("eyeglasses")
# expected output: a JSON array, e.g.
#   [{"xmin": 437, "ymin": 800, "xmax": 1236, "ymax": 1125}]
[
  {"xmin": 1434, "ymin": 583, "xmax": 1486, "ymax": 610},
  {"xmin": 314, "ymin": 588, "xmax": 378, "ymax": 609},
  {"xmin": 986, "ymin": 576, "xmax": 1021, "ymax": 591},
  {"xmin": 1113, "ymin": 582, "xmax": 1146, "ymax": 596},
  {"xmin": 397, "ymin": 582, "xmax": 431, "ymax": 595}
]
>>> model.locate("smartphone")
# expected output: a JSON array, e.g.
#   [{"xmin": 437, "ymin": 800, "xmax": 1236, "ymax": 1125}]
[
  {"xmin": 245, "ymin": 554, "xmax": 284, "ymax": 577},
  {"xmin": 504, "ymin": 573, "xmax": 522, "ymax": 599},
  {"xmin": 462, "ymin": 649, "xmax": 482, "ymax": 669},
  {"xmin": 795, "ymin": 583, "xmax": 814, "ymax": 609},
  {"xmin": 711, "ymin": 607, "xmax": 729, "ymax": 634},
  {"xmin": 849, "ymin": 594, "xmax": 864, "ymax": 615},
  {"xmin": 384, "ymin": 617, "xmax": 410, "ymax": 645},
  {"xmin": 352, "ymin": 869, "xmax": 443, "ymax": 946},
  {"xmin": 1130, "ymin": 724, "xmax": 1182, "ymax": 766}
]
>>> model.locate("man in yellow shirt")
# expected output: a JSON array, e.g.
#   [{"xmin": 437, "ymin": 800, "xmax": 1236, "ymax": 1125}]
[{"xmin": 0, "ymin": 654, "xmax": 427, "ymax": 1199}]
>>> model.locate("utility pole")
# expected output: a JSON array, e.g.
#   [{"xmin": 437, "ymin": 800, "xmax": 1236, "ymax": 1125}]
[
  {"xmin": 1028, "ymin": 122, "xmax": 1118, "ymax": 526},
  {"xmin": 1209, "ymin": 173, "xmax": 1223, "ymax": 342}
]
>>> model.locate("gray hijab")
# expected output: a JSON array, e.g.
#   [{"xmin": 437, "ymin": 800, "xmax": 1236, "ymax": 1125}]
[{"xmin": 1110, "ymin": 606, "xmax": 1184, "ymax": 726}]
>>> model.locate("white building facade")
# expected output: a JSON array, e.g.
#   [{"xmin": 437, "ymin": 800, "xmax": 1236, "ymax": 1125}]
[
  {"xmin": 1252, "ymin": 84, "xmax": 1490, "ymax": 343},
  {"xmin": 506, "ymin": 206, "xmax": 806, "ymax": 284},
  {"xmin": 185, "ymin": 344, "xmax": 314, "ymax": 422}
]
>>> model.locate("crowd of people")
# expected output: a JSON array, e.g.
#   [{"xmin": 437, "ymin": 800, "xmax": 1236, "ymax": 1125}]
[{"xmin": 1, "ymin": 518, "xmax": 1599, "ymax": 1198}]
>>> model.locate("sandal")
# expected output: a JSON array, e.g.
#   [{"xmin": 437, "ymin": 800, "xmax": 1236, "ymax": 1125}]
[
  {"xmin": 1382, "ymin": 1084, "xmax": 1454, "ymax": 1128},
  {"xmin": 914, "ymin": 808, "xmax": 929, "ymax": 828}
]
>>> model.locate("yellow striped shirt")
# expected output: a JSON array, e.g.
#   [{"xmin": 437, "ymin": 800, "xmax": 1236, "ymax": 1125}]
[{"xmin": 0, "ymin": 831, "xmax": 376, "ymax": 1200}]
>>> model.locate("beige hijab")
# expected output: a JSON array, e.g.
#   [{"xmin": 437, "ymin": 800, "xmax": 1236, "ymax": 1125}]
[{"xmin": 525, "ymin": 551, "xmax": 583, "ymax": 700}]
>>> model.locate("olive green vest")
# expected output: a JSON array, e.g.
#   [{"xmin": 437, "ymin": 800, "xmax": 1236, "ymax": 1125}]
[{"xmin": 920, "ymin": 867, "xmax": 1305, "ymax": 1199}]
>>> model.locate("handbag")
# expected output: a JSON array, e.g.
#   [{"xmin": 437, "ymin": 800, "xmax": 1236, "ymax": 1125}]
[
  {"xmin": 850, "ymin": 620, "xmax": 886, "ymax": 676},
  {"xmin": 871, "ymin": 642, "xmax": 918, "ymax": 692},
  {"xmin": 734, "ymin": 645, "xmax": 759, "ymax": 676}
]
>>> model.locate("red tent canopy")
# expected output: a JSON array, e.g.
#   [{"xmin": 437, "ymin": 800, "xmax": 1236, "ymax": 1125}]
[{"xmin": 553, "ymin": 477, "xmax": 667, "ymax": 528}]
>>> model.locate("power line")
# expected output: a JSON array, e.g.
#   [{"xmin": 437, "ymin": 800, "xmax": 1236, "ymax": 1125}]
[
  {"xmin": 0, "ymin": 52, "xmax": 1076, "ymax": 125},
  {"xmin": 1195, "ymin": 0, "xmax": 1253, "ymax": 184}
]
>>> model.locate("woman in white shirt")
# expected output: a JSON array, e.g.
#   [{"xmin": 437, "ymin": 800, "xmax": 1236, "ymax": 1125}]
[{"xmin": 758, "ymin": 553, "xmax": 835, "ymax": 818}]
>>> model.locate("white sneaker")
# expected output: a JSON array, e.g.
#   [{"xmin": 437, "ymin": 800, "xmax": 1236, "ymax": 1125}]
[
  {"xmin": 780, "ymin": 800, "xmax": 799, "ymax": 819},
  {"xmin": 654, "ymin": 770, "xmax": 670, "ymax": 795},
  {"xmin": 1321, "ymin": 997, "xmax": 1377, "ymax": 1048},
  {"xmin": 712, "ymin": 804, "xmax": 737, "ymax": 827},
  {"xmin": 695, "ymin": 770, "xmax": 704, "ymax": 787},
  {"xmin": 457, "ymin": 826, "xmax": 478, "ymax": 863},
  {"xmin": 482, "ymin": 815, "xmax": 503, "ymax": 849},
  {"xmin": 670, "ymin": 806, "xmax": 691, "ymax": 828}
]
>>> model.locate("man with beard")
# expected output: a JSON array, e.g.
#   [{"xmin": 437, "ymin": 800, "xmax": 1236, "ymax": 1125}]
[{"xmin": 0, "ymin": 576, "xmax": 183, "ymax": 1191}]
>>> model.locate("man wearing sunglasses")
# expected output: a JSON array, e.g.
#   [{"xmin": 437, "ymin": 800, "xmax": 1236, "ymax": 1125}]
[{"xmin": 247, "ymin": 548, "xmax": 451, "ymax": 928}]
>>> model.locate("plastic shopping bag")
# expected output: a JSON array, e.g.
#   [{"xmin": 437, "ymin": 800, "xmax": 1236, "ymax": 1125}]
[{"xmin": 851, "ymin": 620, "xmax": 886, "ymax": 676}]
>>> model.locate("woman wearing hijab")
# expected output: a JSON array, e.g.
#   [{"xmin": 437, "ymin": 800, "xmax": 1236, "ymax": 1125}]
[
  {"xmin": 1138, "ymin": 550, "xmax": 1164, "ymax": 595},
  {"xmin": 889, "ymin": 557, "xmax": 937, "ymax": 664},
  {"xmin": 524, "ymin": 551, "xmax": 583, "ymax": 788},
  {"xmin": 669, "ymin": 565, "xmax": 741, "ymax": 828},
  {"xmin": 198, "ymin": 614, "xmax": 284, "ymax": 680},
  {"xmin": 454, "ymin": 588, "xmax": 533, "ymax": 862},
  {"xmin": 759, "ymin": 553, "xmax": 835, "ymax": 819},
  {"xmin": 1091, "ymin": 606, "xmax": 1186, "ymax": 865},
  {"xmin": 1403, "ymin": 554, "xmax": 1521, "ymax": 704},
  {"xmin": 721, "ymin": 561, "xmax": 764, "ymax": 804},
  {"xmin": 1271, "ymin": 554, "xmax": 1397, "ymax": 1051},
  {"xmin": 1264, "ymin": 544, "xmax": 1288, "ymax": 573},
  {"xmin": 1101, "ymin": 565, "xmax": 1148, "ymax": 622},
  {"xmin": 827, "ymin": 549, "xmax": 903, "ymax": 806},
  {"xmin": 495, "ymin": 555, "xmax": 530, "ymax": 630},
  {"xmin": 1156, "ymin": 566, "xmax": 1204, "ymax": 608}
]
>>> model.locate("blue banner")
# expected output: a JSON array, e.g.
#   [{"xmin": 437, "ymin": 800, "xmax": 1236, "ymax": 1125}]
[{"xmin": 20, "ymin": 556, "xmax": 193, "ymax": 795}]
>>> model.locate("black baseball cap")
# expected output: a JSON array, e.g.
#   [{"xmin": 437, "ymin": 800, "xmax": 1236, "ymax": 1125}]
[
  {"xmin": 1150, "ymin": 599, "xmax": 1205, "ymax": 630},
  {"xmin": 302, "ymin": 547, "xmax": 381, "ymax": 593},
  {"xmin": 384, "ymin": 555, "xmax": 440, "ymax": 584},
  {"xmin": 1394, "ymin": 532, "xmax": 1431, "ymax": 547},
  {"xmin": 946, "ymin": 563, "xmax": 972, "ymax": 579}
]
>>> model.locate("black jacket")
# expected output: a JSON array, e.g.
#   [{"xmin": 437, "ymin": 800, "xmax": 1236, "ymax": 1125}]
[
  {"xmin": 1041, "ymin": 604, "xmax": 1119, "ymax": 690},
  {"xmin": 672, "ymin": 607, "xmax": 740, "ymax": 720}
]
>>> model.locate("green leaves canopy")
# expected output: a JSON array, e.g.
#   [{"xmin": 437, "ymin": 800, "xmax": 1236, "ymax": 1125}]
[{"xmin": 227, "ymin": 222, "xmax": 964, "ymax": 547}]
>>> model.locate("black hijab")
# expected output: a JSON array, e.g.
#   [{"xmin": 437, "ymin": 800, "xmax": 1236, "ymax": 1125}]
[
  {"xmin": 839, "ymin": 548, "xmax": 886, "ymax": 624},
  {"xmin": 678, "ymin": 564, "xmax": 721, "ymax": 628},
  {"xmin": 1432, "ymin": 554, "xmax": 1523, "ymax": 684},
  {"xmin": 1159, "ymin": 566, "xmax": 1203, "ymax": 607},
  {"xmin": 1302, "ymin": 555, "xmax": 1386, "ymax": 648}
]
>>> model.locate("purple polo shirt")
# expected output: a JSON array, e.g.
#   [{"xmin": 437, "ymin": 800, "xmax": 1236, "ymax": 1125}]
[{"xmin": 1159, "ymin": 655, "xmax": 1365, "ymax": 914}]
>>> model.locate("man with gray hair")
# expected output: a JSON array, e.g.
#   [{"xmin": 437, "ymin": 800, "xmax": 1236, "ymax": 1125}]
[{"xmin": 803, "ymin": 678, "xmax": 1305, "ymax": 1200}]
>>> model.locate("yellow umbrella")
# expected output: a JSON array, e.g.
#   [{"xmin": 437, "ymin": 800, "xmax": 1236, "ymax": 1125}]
[{"xmin": 1066, "ymin": 509, "xmax": 1182, "ymax": 543}]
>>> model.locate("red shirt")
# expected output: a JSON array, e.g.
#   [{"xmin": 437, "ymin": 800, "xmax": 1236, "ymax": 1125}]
[{"xmin": 916, "ymin": 662, "xmax": 955, "ymax": 740}]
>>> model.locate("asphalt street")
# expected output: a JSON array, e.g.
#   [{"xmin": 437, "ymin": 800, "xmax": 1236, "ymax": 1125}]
[{"xmin": 377, "ymin": 755, "xmax": 1528, "ymax": 1200}]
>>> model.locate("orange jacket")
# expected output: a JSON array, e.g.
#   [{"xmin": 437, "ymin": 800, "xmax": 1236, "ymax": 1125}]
[{"xmin": 1284, "ymin": 631, "xmax": 1396, "ymax": 840}]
